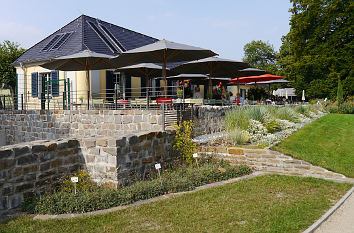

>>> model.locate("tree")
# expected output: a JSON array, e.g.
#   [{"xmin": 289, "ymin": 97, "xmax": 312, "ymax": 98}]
[
  {"xmin": 337, "ymin": 78, "xmax": 343, "ymax": 107},
  {"xmin": 242, "ymin": 40, "xmax": 278, "ymax": 74},
  {"xmin": 278, "ymin": 0, "xmax": 353, "ymax": 100},
  {"xmin": 0, "ymin": 40, "xmax": 25, "ymax": 92}
]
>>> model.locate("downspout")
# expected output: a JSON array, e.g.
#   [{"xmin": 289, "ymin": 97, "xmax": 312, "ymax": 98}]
[{"xmin": 20, "ymin": 62, "xmax": 26, "ymax": 110}]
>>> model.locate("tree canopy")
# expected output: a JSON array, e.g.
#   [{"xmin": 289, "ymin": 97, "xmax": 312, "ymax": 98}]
[
  {"xmin": 278, "ymin": 0, "xmax": 353, "ymax": 99},
  {"xmin": 0, "ymin": 40, "xmax": 25, "ymax": 91},
  {"xmin": 242, "ymin": 40, "xmax": 278, "ymax": 74}
]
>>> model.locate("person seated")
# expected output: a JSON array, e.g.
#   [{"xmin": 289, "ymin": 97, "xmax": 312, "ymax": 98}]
[{"xmin": 193, "ymin": 87, "xmax": 203, "ymax": 99}]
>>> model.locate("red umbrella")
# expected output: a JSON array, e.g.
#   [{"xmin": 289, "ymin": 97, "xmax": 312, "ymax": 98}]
[{"xmin": 231, "ymin": 74, "xmax": 283, "ymax": 84}]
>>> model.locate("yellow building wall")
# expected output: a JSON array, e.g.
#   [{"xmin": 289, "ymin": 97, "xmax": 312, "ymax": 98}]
[
  {"xmin": 131, "ymin": 76, "xmax": 141, "ymax": 98},
  {"xmin": 100, "ymin": 70, "xmax": 106, "ymax": 98}
]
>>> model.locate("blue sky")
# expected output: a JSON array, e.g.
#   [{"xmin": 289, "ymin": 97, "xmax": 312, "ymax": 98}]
[{"xmin": 0, "ymin": 0, "xmax": 292, "ymax": 60}]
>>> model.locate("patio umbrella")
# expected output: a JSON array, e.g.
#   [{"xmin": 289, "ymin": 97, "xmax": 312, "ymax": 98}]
[
  {"xmin": 231, "ymin": 74, "xmax": 283, "ymax": 84},
  {"xmin": 40, "ymin": 50, "xmax": 115, "ymax": 95},
  {"xmin": 172, "ymin": 57, "xmax": 248, "ymax": 97},
  {"xmin": 302, "ymin": 90, "xmax": 305, "ymax": 101},
  {"xmin": 285, "ymin": 89, "xmax": 288, "ymax": 99},
  {"xmin": 110, "ymin": 39, "xmax": 217, "ymax": 96},
  {"xmin": 272, "ymin": 90, "xmax": 276, "ymax": 96}
]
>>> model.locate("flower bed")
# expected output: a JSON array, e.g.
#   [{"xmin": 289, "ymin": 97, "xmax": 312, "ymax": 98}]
[
  {"xmin": 216, "ymin": 105, "xmax": 326, "ymax": 147},
  {"xmin": 22, "ymin": 159, "xmax": 252, "ymax": 215}
]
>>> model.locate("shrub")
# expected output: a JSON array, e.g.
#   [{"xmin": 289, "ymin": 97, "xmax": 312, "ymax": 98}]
[
  {"xmin": 173, "ymin": 120, "xmax": 197, "ymax": 164},
  {"xmin": 294, "ymin": 105, "xmax": 310, "ymax": 117},
  {"xmin": 264, "ymin": 119, "xmax": 281, "ymax": 133},
  {"xmin": 245, "ymin": 106, "xmax": 270, "ymax": 123},
  {"xmin": 61, "ymin": 170, "xmax": 96, "ymax": 193},
  {"xmin": 227, "ymin": 128, "xmax": 250, "ymax": 145},
  {"xmin": 224, "ymin": 109, "xmax": 249, "ymax": 131},
  {"xmin": 23, "ymin": 161, "xmax": 252, "ymax": 215},
  {"xmin": 274, "ymin": 107, "xmax": 298, "ymax": 122}
]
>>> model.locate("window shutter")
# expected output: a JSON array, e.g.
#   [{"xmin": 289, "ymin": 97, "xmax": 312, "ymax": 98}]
[
  {"xmin": 125, "ymin": 75, "xmax": 131, "ymax": 98},
  {"xmin": 31, "ymin": 72, "xmax": 38, "ymax": 97},
  {"xmin": 140, "ymin": 76, "xmax": 146, "ymax": 97},
  {"xmin": 51, "ymin": 71, "xmax": 59, "ymax": 96}
]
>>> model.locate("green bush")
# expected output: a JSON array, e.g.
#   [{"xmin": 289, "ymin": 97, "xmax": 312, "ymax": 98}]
[
  {"xmin": 23, "ymin": 161, "xmax": 252, "ymax": 215},
  {"xmin": 173, "ymin": 120, "xmax": 197, "ymax": 164},
  {"xmin": 264, "ymin": 119, "xmax": 281, "ymax": 133}
]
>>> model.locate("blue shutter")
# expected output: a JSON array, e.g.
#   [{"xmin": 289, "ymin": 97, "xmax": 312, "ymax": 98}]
[
  {"xmin": 31, "ymin": 72, "xmax": 38, "ymax": 97},
  {"xmin": 125, "ymin": 75, "xmax": 131, "ymax": 98},
  {"xmin": 141, "ymin": 76, "xmax": 146, "ymax": 97},
  {"xmin": 51, "ymin": 71, "xmax": 59, "ymax": 96}
]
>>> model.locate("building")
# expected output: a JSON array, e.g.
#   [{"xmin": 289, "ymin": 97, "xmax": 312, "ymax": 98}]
[{"xmin": 13, "ymin": 15, "xmax": 161, "ymax": 109}]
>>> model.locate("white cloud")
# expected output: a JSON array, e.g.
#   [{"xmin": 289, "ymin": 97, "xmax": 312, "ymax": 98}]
[{"xmin": 0, "ymin": 21, "xmax": 46, "ymax": 49}]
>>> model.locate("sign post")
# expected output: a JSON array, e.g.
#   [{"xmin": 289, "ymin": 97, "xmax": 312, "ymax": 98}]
[
  {"xmin": 155, "ymin": 163, "xmax": 162, "ymax": 185},
  {"xmin": 193, "ymin": 153, "xmax": 199, "ymax": 168},
  {"xmin": 71, "ymin": 176, "xmax": 78, "ymax": 194}
]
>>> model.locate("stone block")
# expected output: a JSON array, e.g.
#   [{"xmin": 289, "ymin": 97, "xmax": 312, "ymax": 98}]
[
  {"xmin": 228, "ymin": 148, "xmax": 244, "ymax": 155},
  {"xmin": 13, "ymin": 146, "xmax": 30, "ymax": 157},
  {"xmin": 17, "ymin": 154, "xmax": 38, "ymax": 165},
  {"xmin": 32, "ymin": 144, "xmax": 47, "ymax": 153},
  {"xmin": 23, "ymin": 165, "xmax": 38, "ymax": 174},
  {"xmin": 0, "ymin": 149, "xmax": 13, "ymax": 159},
  {"xmin": 96, "ymin": 138, "xmax": 107, "ymax": 147},
  {"xmin": 68, "ymin": 140, "xmax": 79, "ymax": 148},
  {"xmin": 40, "ymin": 162, "xmax": 51, "ymax": 172},
  {"xmin": 83, "ymin": 138, "xmax": 96, "ymax": 148},
  {"xmin": 128, "ymin": 135, "xmax": 139, "ymax": 145},
  {"xmin": 50, "ymin": 159, "xmax": 63, "ymax": 168},
  {"xmin": 8, "ymin": 195, "xmax": 22, "ymax": 209},
  {"xmin": 15, "ymin": 183, "xmax": 34, "ymax": 193},
  {"xmin": 102, "ymin": 147, "xmax": 118, "ymax": 156}
]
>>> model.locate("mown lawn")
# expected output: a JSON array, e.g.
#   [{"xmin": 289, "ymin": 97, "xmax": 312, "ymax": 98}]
[
  {"xmin": 273, "ymin": 114, "xmax": 354, "ymax": 177},
  {"xmin": 0, "ymin": 175, "xmax": 351, "ymax": 233}
]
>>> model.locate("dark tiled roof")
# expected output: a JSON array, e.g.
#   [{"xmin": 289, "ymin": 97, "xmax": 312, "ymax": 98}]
[{"xmin": 14, "ymin": 15, "xmax": 158, "ymax": 65}]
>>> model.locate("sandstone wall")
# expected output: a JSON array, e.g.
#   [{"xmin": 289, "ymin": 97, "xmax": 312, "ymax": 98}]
[
  {"xmin": 0, "ymin": 139, "xmax": 81, "ymax": 216},
  {"xmin": 200, "ymin": 146, "xmax": 348, "ymax": 180},
  {"xmin": 0, "ymin": 131, "xmax": 175, "ymax": 216},
  {"xmin": 0, "ymin": 109, "xmax": 162, "ymax": 145}
]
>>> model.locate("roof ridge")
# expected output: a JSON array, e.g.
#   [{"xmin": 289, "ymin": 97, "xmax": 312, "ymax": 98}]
[
  {"xmin": 14, "ymin": 15, "xmax": 85, "ymax": 65},
  {"xmin": 87, "ymin": 15, "xmax": 158, "ymax": 41}
]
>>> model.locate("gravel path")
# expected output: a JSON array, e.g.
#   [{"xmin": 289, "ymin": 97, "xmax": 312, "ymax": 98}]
[
  {"xmin": 193, "ymin": 131, "xmax": 226, "ymax": 144},
  {"xmin": 314, "ymin": 191, "xmax": 354, "ymax": 233}
]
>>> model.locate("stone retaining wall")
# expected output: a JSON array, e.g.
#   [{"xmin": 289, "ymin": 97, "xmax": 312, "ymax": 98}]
[
  {"xmin": 0, "ymin": 110, "xmax": 162, "ymax": 145},
  {"xmin": 0, "ymin": 139, "xmax": 82, "ymax": 216},
  {"xmin": 0, "ymin": 131, "xmax": 175, "ymax": 216},
  {"xmin": 80, "ymin": 131, "xmax": 175, "ymax": 187},
  {"xmin": 200, "ymin": 147, "xmax": 349, "ymax": 181}
]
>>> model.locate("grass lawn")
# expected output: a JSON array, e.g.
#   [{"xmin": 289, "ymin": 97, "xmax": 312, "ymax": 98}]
[
  {"xmin": 1, "ymin": 175, "xmax": 351, "ymax": 233},
  {"xmin": 273, "ymin": 114, "xmax": 354, "ymax": 178}
]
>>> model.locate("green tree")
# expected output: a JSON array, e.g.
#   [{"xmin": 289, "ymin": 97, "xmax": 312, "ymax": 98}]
[
  {"xmin": 242, "ymin": 40, "xmax": 278, "ymax": 74},
  {"xmin": 0, "ymin": 40, "xmax": 25, "ymax": 92},
  {"xmin": 278, "ymin": 0, "xmax": 353, "ymax": 100},
  {"xmin": 337, "ymin": 79, "xmax": 343, "ymax": 107}
]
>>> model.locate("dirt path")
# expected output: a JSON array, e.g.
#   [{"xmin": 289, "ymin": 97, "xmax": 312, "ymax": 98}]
[{"xmin": 314, "ymin": 191, "xmax": 354, "ymax": 233}]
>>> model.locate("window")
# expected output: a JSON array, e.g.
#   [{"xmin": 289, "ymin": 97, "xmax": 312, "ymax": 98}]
[
  {"xmin": 32, "ymin": 71, "xmax": 59, "ymax": 98},
  {"xmin": 41, "ymin": 32, "xmax": 73, "ymax": 52},
  {"xmin": 87, "ymin": 21, "xmax": 119, "ymax": 53},
  {"xmin": 99, "ymin": 24, "xmax": 126, "ymax": 52}
]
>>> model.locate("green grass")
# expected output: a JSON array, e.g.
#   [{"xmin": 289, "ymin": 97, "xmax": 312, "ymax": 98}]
[
  {"xmin": 273, "ymin": 114, "xmax": 354, "ymax": 177},
  {"xmin": 1, "ymin": 175, "xmax": 351, "ymax": 233}
]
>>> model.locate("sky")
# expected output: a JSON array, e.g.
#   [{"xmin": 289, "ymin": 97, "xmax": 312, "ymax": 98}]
[{"xmin": 0, "ymin": 0, "xmax": 292, "ymax": 61}]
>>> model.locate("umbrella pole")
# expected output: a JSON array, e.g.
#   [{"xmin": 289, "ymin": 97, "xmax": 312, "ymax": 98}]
[
  {"xmin": 209, "ymin": 63, "xmax": 213, "ymax": 99},
  {"xmin": 163, "ymin": 50, "xmax": 167, "ymax": 97},
  {"xmin": 237, "ymin": 78, "xmax": 240, "ymax": 101},
  {"xmin": 146, "ymin": 70, "xmax": 149, "ymax": 109},
  {"xmin": 86, "ymin": 69, "xmax": 90, "ymax": 110}
]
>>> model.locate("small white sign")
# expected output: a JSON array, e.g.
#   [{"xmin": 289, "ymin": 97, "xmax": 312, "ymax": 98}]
[
  {"xmin": 155, "ymin": 163, "xmax": 161, "ymax": 170},
  {"xmin": 193, "ymin": 153, "xmax": 198, "ymax": 158},
  {"xmin": 71, "ymin": 177, "xmax": 78, "ymax": 183}
]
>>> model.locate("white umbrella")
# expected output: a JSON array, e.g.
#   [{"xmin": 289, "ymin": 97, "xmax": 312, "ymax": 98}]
[
  {"xmin": 272, "ymin": 90, "xmax": 276, "ymax": 96},
  {"xmin": 285, "ymin": 89, "xmax": 288, "ymax": 99},
  {"xmin": 302, "ymin": 90, "xmax": 305, "ymax": 101}
]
